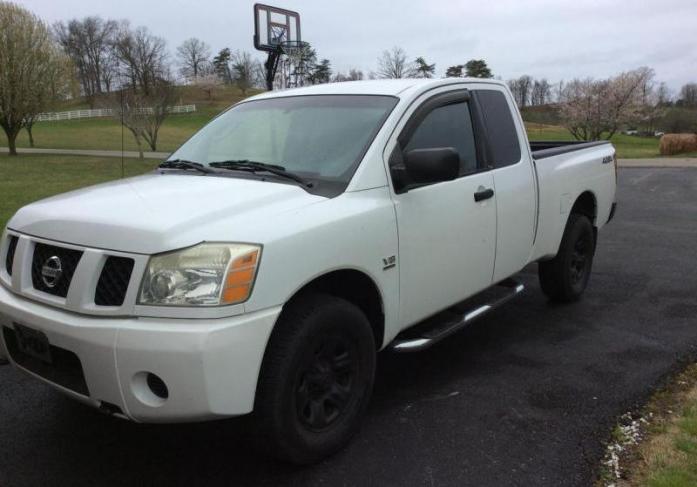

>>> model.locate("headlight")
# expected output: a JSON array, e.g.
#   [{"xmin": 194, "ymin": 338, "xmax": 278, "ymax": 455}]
[{"xmin": 138, "ymin": 243, "xmax": 261, "ymax": 306}]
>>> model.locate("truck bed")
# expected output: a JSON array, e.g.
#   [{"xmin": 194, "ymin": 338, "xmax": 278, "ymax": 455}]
[{"xmin": 530, "ymin": 140, "xmax": 611, "ymax": 159}]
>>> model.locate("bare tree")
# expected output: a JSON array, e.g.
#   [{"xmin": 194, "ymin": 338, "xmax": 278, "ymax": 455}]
[
  {"xmin": 656, "ymin": 82, "xmax": 672, "ymax": 106},
  {"xmin": 100, "ymin": 51, "xmax": 118, "ymax": 93},
  {"xmin": 107, "ymin": 90, "xmax": 147, "ymax": 159},
  {"xmin": 0, "ymin": 2, "xmax": 71, "ymax": 155},
  {"xmin": 633, "ymin": 69, "xmax": 666, "ymax": 133},
  {"xmin": 555, "ymin": 80, "xmax": 565, "ymax": 103},
  {"xmin": 530, "ymin": 79, "xmax": 552, "ymax": 106},
  {"xmin": 53, "ymin": 16, "xmax": 118, "ymax": 106},
  {"xmin": 106, "ymin": 22, "xmax": 175, "ymax": 155},
  {"xmin": 107, "ymin": 78, "xmax": 176, "ymax": 156},
  {"xmin": 679, "ymin": 83, "xmax": 697, "ymax": 107},
  {"xmin": 177, "ymin": 37, "xmax": 211, "ymax": 82},
  {"xmin": 112, "ymin": 23, "xmax": 168, "ymax": 96},
  {"xmin": 231, "ymin": 50, "xmax": 261, "ymax": 95},
  {"xmin": 347, "ymin": 69, "xmax": 364, "ymax": 81},
  {"xmin": 193, "ymin": 73, "xmax": 220, "ymax": 100},
  {"xmin": 507, "ymin": 75, "xmax": 533, "ymax": 108},
  {"xmin": 518, "ymin": 75, "xmax": 533, "ymax": 106},
  {"xmin": 377, "ymin": 47, "xmax": 414, "ymax": 79},
  {"xmin": 23, "ymin": 54, "xmax": 73, "ymax": 147},
  {"xmin": 559, "ymin": 67, "xmax": 655, "ymax": 141},
  {"xmin": 139, "ymin": 78, "xmax": 176, "ymax": 151},
  {"xmin": 334, "ymin": 68, "xmax": 364, "ymax": 82}
]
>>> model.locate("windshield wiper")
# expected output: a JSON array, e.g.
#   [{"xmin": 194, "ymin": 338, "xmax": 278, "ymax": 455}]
[
  {"xmin": 159, "ymin": 159, "xmax": 218, "ymax": 174},
  {"xmin": 208, "ymin": 160, "xmax": 313, "ymax": 188}
]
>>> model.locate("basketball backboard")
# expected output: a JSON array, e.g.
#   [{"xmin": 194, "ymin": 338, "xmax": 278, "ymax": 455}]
[{"xmin": 253, "ymin": 3, "xmax": 301, "ymax": 52}]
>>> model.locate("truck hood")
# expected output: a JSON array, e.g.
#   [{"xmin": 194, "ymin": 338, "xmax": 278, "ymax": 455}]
[{"xmin": 8, "ymin": 173, "xmax": 326, "ymax": 254}]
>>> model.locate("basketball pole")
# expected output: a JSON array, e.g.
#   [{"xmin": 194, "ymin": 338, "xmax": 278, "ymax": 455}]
[{"xmin": 264, "ymin": 49, "xmax": 281, "ymax": 91}]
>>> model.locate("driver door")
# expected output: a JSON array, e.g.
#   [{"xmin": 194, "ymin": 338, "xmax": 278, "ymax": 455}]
[{"xmin": 388, "ymin": 89, "xmax": 497, "ymax": 327}]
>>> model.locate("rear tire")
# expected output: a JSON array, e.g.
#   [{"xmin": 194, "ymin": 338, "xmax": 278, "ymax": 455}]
[
  {"xmin": 538, "ymin": 213, "xmax": 595, "ymax": 302},
  {"xmin": 253, "ymin": 293, "xmax": 376, "ymax": 464}
]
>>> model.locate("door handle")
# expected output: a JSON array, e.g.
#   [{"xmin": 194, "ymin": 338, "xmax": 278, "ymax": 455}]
[{"xmin": 474, "ymin": 187, "xmax": 495, "ymax": 202}]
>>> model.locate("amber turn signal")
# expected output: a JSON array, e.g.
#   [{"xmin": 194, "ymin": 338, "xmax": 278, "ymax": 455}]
[{"xmin": 221, "ymin": 249, "xmax": 260, "ymax": 304}]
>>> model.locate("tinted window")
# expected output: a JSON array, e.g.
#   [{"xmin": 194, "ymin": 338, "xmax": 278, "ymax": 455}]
[
  {"xmin": 404, "ymin": 101, "xmax": 478, "ymax": 176},
  {"xmin": 476, "ymin": 90, "xmax": 521, "ymax": 167}
]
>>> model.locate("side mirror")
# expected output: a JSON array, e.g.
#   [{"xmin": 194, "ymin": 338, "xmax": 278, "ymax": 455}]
[{"xmin": 403, "ymin": 147, "xmax": 460, "ymax": 185}]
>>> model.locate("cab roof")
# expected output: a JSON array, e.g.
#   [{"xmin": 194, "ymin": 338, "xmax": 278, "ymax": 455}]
[{"xmin": 246, "ymin": 78, "xmax": 506, "ymax": 101}]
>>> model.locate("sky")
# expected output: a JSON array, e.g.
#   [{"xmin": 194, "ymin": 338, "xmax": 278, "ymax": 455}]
[{"xmin": 17, "ymin": 0, "xmax": 697, "ymax": 93}]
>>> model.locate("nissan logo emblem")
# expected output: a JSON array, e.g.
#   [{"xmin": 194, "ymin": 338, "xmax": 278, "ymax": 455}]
[{"xmin": 41, "ymin": 256, "xmax": 63, "ymax": 288}]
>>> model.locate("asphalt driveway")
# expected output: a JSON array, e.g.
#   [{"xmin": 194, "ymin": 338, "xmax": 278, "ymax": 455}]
[{"xmin": 1, "ymin": 167, "xmax": 696, "ymax": 486}]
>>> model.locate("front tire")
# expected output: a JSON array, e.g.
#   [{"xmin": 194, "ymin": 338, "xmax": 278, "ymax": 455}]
[
  {"xmin": 253, "ymin": 293, "xmax": 376, "ymax": 464},
  {"xmin": 538, "ymin": 213, "xmax": 595, "ymax": 302}
]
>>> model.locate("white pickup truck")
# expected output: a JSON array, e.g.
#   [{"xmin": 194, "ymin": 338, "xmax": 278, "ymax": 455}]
[{"xmin": 0, "ymin": 78, "xmax": 616, "ymax": 463}]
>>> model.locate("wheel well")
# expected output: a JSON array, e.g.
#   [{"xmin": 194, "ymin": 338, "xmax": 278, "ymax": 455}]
[
  {"xmin": 285, "ymin": 270, "xmax": 385, "ymax": 349},
  {"xmin": 571, "ymin": 191, "xmax": 597, "ymax": 224}
]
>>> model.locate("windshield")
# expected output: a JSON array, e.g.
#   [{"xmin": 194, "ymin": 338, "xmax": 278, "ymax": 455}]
[{"xmin": 169, "ymin": 95, "xmax": 398, "ymax": 186}]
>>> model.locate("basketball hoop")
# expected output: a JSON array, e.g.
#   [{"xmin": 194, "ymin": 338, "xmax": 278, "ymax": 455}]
[
  {"xmin": 253, "ymin": 4, "xmax": 305, "ymax": 90},
  {"xmin": 279, "ymin": 40, "xmax": 310, "ymax": 57},
  {"xmin": 253, "ymin": 4, "xmax": 301, "ymax": 53}
]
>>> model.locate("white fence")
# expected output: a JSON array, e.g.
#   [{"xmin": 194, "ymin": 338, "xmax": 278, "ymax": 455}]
[{"xmin": 35, "ymin": 104, "xmax": 197, "ymax": 122}]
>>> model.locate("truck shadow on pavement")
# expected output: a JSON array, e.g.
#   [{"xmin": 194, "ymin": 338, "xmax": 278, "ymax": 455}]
[{"xmin": 4, "ymin": 269, "xmax": 623, "ymax": 485}]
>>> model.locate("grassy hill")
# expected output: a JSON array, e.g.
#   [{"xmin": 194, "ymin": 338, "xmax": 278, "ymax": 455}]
[
  {"xmin": 13, "ymin": 84, "xmax": 259, "ymax": 153},
  {"xmin": 5, "ymin": 86, "xmax": 694, "ymax": 159}
]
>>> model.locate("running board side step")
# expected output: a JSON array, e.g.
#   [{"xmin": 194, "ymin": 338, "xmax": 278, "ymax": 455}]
[{"xmin": 389, "ymin": 278, "xmax": 525, "ymax": 353}]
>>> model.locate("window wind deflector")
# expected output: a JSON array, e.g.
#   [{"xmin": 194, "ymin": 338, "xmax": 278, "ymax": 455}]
[
  {"xmin": 398, "ymin": 90, "xmax": 471, "ymax": 148},
  {"xmin": 159, "ymin": 159, "xmax": 218, "ymax": 174},
  {"xmin": 208, "ymin": 160, "xmax": 314, "ymax": 188}
]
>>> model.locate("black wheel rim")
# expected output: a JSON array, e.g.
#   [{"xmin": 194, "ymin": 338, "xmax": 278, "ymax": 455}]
[
  {"xmin": 569, "ymin": 233, "xmax": 592, "ymax": 284},
  {"xmin": 295, "ymin": 333, "xmax": 357, "ymax": 432}
]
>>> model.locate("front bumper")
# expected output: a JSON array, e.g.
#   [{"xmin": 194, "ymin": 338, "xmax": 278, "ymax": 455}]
[{"xmin": 0, "ymin": 283, "xmax": 280, "ymax": 422}]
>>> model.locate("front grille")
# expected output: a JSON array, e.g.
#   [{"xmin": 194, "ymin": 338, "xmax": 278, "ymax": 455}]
[
  {"xmin": 3, "ymin": 327, "xmax": 89, "ymax": 396},
  {"xmin": 95, "ymin": 256, "xmax": 135, "ymax": 306},
  {"xmin": 5, "ymin": 236, "xmax": 18, "ymax": 276},
  {"xmin": 31, "ymin": 243, "xmax": 83, "ymax": 298}
]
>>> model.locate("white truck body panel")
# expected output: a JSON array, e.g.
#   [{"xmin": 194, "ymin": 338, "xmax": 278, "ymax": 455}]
[{"xmin": 0, "ymin": 78, "xmax": 616, "ymax": 420}]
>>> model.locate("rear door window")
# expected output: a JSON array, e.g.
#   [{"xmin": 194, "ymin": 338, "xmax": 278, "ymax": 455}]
[{"xmin": 475, "ymin": 90, "xmax": 521, "ymax": 167}]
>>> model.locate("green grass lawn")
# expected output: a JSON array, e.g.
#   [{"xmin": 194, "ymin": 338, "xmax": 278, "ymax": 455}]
[
  {"xmin": 525, "ymin": 123, "xmax": 672, "ymax": 159},
  {"xmin": 11, "ymin": 84, "xmax": 256, "ymax": 154},
  {"xmin": 0, "ymin": 154, "xmax": 158, "ymax": 230},
  {"xmin": 13, "ymin": 107, "xmax": 221, "ymax": 154}
]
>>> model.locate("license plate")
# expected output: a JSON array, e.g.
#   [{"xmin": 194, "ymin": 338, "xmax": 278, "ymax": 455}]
[{"xmin": 14, "ymin": 323, "xmax": 52, "ymax": 364}]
